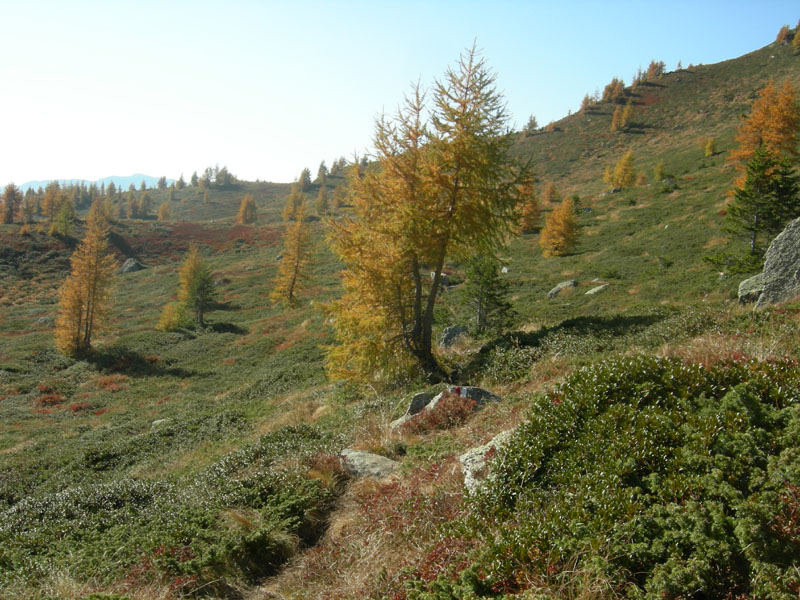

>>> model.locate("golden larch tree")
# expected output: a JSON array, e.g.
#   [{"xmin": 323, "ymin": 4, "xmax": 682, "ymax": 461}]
[
  {"xmin": 157, "ymin": 202, "xmax": 171, "ymax": 221},
  {"xmin": 728, "ymin": 79, "xmax": 800, "ymax": 169},
  {"xmin": 539, "ymin": 196, "xmax": 579, "ymax": 257},
  {"xmin": 236, "ymin": 194, "xmax": 257, "ymax": 224},
  {"xmin": 54, "ymin": 206, "xmax": 117, "ymax": 356},
  {"xmin": 178, "ymin": 245, "xmax": 216, "ymax": 326},
  {"xmin": 271, "ymin": 200, "xmax": 311, "ymax": 306},
  {"xmin": 518, "ymin": 179, "xmax": 540, "ymax": 233},
  {"xmin": 608, "ymin": 150, "xmax": 637, "ymax": 188},
  {"xmin": 282, "ymin": 184, "xmax": 305, "ymax": 221},
  {"xmin": 542, "ymin": 181, "xmax": 559, "ymax": 205},
  {"xmin": 325, "ymin": 47, "xmax": 528, "ymax": 382}
]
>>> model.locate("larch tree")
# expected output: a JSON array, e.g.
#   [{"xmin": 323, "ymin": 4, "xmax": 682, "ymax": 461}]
[
  {"xmin": 157, "ymin": 202, "xmax": 171, "ymax": 221},
  {"xmin": 326, "ymin": 46, "xmax": 528, "ymax": 383},
  {"xmin": 315, "ymin": 184, "xmax": 329, "ymax": 216},
  {"xmin": 2, "ymin": 183, "xmax": 21, "ymax": 224},
  {"xmin": 236, "ymin": 194, "xmax": 257, "ymax": 224},
  {"xmin": 271, "ymin": 200, "xmax": 312, "ymax": 306},
  {"xmin": 299, "ymin": 168, "xmax": 312, "ymax": 191},
  {"xmin": 608, "ymin": 150, "xmax": 637, "ymax": 188},
  {"xmin": 282, "ymin": 184, "xmax": 305, "ymax": 221},
  {"xmin": 54, "ymin": 205, "xmax": 117, "ymax": 356},
  {"xmin": 539, "ymin": 196, "xmax": 579, "ymax": 257},
  {"xmin": 728, "ymin": 79, "xmax": 800, "ymax": 174},
  {"xmin": 177, "ymin": 245, "xmax": 216, "ymax": 326},
  {"xmin": 518, "ymin": 178, "xmax": 540, "ymax": 233},
  {"xmin": 542, "ymin": 181, "xmax": 559, "ymax": 205}
]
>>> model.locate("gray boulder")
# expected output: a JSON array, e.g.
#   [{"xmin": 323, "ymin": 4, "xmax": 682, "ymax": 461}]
[
  {"xmin": 459, "ymin": 429, "xmax": 515, "ymax": 492},
  {"xmin": 547, "ymin": 280, "xmax": 578, "ymax": 299},
  {"xmin": 391, "ymin": 386, "xmax": 501, "ymax": 430},
  {"xmin": 119, "ymin": 258, "xmax": 146, "ymax": 274},
  {"xmin": 340, "ymin": 449, "xmax": 399, "ymax": 478},
  {"xmin": 738, "ymin": 273, "xmax": 765, "ymax": 305},
  {"xmin": 407, "ymin": 392, "xmax": 436, "ymax": 416},
  {"xmin": 440, "ymin": 325, "xmax": 469, "ymax": 348},
  {"xmin": 756, "ymin": 217, "xmax": 800, "ymax": 307}
]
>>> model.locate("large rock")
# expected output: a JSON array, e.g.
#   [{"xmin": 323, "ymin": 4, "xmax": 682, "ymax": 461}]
[
  {"xmin": 459, "ymin": 429, "xmax": 515, "ymax": 492},
  {"xmin": 547, "ymin": 280, "xmax": 578, "ymax": 299},
  {"xmin": 340, "ymin": 449, "xmax": 399, "ymax": 478},
  {"xmin": 584, "ymin": 283, "xmax": 609, "ymax": 296},
  {"xmin": 391, "ymin": 386, "xmax": 501, "ymax": 430},
  {"xmin": 756, "ymin": 217, "xmax": 800, "ymax": 307},
  {"xmin": 738, "ymin": 273, "xmax": 765, "ymax": 305},
  {"xmin": 440, "ymin": 325, "xmax": 469, "ymax": 348},
  {"xmin": 119, "ymin": 258, "xmax": 146, "ymax": 274}
]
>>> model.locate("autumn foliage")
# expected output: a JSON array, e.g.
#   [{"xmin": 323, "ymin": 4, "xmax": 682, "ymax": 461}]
[
  {"xmin": 236, "ymin": 194, "xmax": 257, "ymax": 224},
  {"xmin": 54, "ymin": 207, "xmax": 117, "ymax": 356},
  {"xmin": 539, "ymin": 196, "xmax": 579, "ymax": 257},
  {"xmin": 271, "ymin": 201, "xmax": 312, "ymax": 306}
]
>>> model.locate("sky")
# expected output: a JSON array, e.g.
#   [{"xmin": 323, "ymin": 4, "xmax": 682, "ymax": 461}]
[{"xmin": 1, "ymin": 0, "xmax": 798, "ymax": 187}]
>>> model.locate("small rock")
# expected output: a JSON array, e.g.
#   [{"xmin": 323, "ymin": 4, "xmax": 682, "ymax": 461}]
[
  {"xmin": 340, "ymin": 449, "xmax": 399, "ymax": 478},
  {"xmin": 459, "ymin": 429, "xmax": 515, "ymax": 492},
  {"xmin": 151, "ymin": 419, "xmax": 171, "ymax": 430},
  {"xmin": 119, "ymin": 258, "xmax": 146, "ymax": 273},
  {"xmin": 547, "ymin": 280, "xmax": 578, "ymax": 299},
  {"xmin": 440, "ymin": 325, "xmax": 468, "ymax": 348},
  {"xmin": 501, "ymin": 266, "xmax": 509, "ymax": 274},
  {"xmin": 584, "ymin": 284, "xmax": 609, "ymax": 295}
]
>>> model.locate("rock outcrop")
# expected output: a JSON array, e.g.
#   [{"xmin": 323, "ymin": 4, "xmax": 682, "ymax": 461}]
[
  {"xmin": 738, "ymin": 217, "xmax": 800, "ymax": 306},
  {"xmin": 390, "ymin": 386, "xmax": 501, "ymax": 430},
  {"xmin": 119, "ymin": 258, "xmax": 146, "ymax": 274},
  {"xmin": 440, "ymin": 325, "xmax": 469, "ymax": 348}
]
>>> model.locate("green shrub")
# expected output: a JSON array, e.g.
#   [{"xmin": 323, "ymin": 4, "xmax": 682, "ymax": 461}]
[{"xmin": 402, "ymin": 356, "xmax": 800, "ymax": 599}]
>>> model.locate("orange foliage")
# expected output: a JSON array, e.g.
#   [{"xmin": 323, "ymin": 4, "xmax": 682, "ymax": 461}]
[{"xmin": 539, "ymin": 196, "xmax": 579, "ymax": 257}]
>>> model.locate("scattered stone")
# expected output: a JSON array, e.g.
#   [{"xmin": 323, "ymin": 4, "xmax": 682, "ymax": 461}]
[
  {"xmin": 585, "ymin": 283, "xmax": 609, "ymax": 295},
  {"xmin": 340, "ymin": 449, "xmax": 399, "ymax": 478},
  {"xmin": 151, "ymin": 419, "xmax": 171, "ymax": 430},
  {"xmin": 547, "ymin": 280, "xmax": 578, "ymax": 299},
  {"xmin": 119, "ymin": 258, "xmax": 146, "ymax": 274},
  {"xmin": 459, "ymin": 429, "xmax": 515, "ymax": 492},
  {"xmin": 718, "ymin": 272, "xmax": 728, "ymax": 282},
  {"xmin": 440, "ymin": 325, "xmax": 469, "ymax": 348},
  {"xmin": 35, "ymin": 316, "xmax": 55, "ymax": 327},
  {"xmin": 501, "ymin": 266, "xmax": 508, "ymax": 274},
  {"xmin": 610, "ymin": 187, "xmax": 622, "ymax": 194}
]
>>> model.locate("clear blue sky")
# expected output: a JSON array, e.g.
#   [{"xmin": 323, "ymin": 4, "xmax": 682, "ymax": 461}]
[{"xmin": 1, "ymin": 0, "xmax": 797, "ymax": 187}]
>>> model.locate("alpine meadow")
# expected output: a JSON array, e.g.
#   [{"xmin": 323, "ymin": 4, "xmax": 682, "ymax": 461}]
[{"xmin": 4, "ymin": 20, "xmax": 800, "ymax": 600}]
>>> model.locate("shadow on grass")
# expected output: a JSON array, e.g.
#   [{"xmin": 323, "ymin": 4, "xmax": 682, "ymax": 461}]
[
  {"xmin": 456, "ymin": 313, "xmax": 666, "ymax": 383},
  {"xmin": 87, "ymin": 347, "xmax": 197, "ymax": 377},
  {"xmin": 208, "ymin": 322, "xmax": 247, "ymax": 334}
]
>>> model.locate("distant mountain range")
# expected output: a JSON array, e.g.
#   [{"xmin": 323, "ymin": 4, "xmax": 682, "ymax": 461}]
[{"xmin": 19, "ymin": 174, "xmax": 174, "ymax": 192}]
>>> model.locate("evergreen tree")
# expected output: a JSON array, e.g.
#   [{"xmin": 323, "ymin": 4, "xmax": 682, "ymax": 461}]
[
  {"xmin": 299, "ymin": 168, "xmax": 312, "ymax": 191},
  {"xmin": 178, "ymin": 245, "xmax": 216, "ymax": 326},
  {"xmin": 271, "ymin": 201, "xmax": 311, "ymax": 306},
  {"xmin": 42, "ymin": 182, "xmax": 62, "ymax": 223},
  {"xmin": 236, "ymin": 194, "xmax": 257, "ymax": 224},
  {"xmin": 51, "ymin": 198, "xmax": 76, "ymax": 237},
  {"xmin": 2, "ymin": 183, "xmax": 21, "ymax": 224},
  {"xmin": 725, "ymin": 146, "xmax": 800, "ymax": 256},
  {"xmin": 139, "ymin": 192, "xmax": 153, "ymax": 218},
  {"xmin": 54, "ymin": 206, "xmax": 116, "ymax": 356},
  {"xmin": 176, "ymin": 174, "xmax": 186, "ymax": 189},
  {"xmin": 190, "ymin": 171, "xmax": 199, "ymax": 187},
  {"xmin": 157, "ymin": 176, "xmax": 167, "ymax": 190},
  {"xmin": 317, "ymin": 161, "xmax": 328, "ymax": 185},
  {"xmin": 540, "ymin": 196, "xmax": 579, "ymax": 257},
  {"xmin": 462, "ymin": 254, "xmax": 514, "ymax": 335},
  {"xmin": 315, "ymin": 184, "xmax": 329, "ymax": 216}
]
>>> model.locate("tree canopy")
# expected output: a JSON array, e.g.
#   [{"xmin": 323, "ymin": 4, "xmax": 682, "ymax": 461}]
[{"xmin": 325, "ymin": 46, "xmax": 528, "ymax": 383}]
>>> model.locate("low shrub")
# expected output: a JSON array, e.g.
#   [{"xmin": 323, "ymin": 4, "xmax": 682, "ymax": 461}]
[
  {"xmin": 401, "ymin": 356, "xmax": 800, "ymax": 599},
  {"xmin": 401, "ymin": 392, "xmax": 477, "ymax": 434}
]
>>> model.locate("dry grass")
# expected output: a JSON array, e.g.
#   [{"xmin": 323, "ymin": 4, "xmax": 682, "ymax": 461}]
[{"xmin": 257, "ymin": 459, "xmax": 466, "ymax": 600}]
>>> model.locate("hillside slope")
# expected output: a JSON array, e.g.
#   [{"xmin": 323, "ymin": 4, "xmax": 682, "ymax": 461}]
[{"xmin": 1, "ymin": 35, "xmax": 800, "ymax": 600}]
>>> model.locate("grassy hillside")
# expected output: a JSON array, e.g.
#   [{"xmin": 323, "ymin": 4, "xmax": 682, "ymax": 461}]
[{"xmin": 1, "ymin": 35, "xmax": 800, "ymax": 600}]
